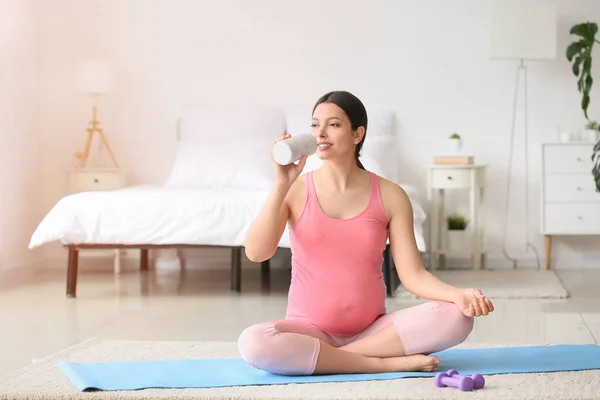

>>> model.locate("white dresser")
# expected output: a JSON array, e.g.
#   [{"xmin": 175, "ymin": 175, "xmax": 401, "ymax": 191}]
[
  {"xmin": 541, "ymin": 143, "xmax": 600, "ymax": 269},
  {"xmin": 68, "ymin": 168, "xmax": 127, "ymax": 273}
]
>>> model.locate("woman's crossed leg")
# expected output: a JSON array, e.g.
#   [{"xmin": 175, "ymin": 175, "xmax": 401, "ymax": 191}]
[{"xmin": 237, "ymin": 301, "xmax": 474, "ymax": 376}]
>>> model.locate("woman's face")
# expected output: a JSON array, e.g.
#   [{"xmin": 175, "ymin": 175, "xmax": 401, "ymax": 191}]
[{"xmin": 311, "ymin": 102, "xmax": 363, "ymax": 162}]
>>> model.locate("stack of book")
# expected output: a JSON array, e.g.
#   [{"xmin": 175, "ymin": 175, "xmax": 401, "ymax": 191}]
[{"xmin": 433, "ymin": 152, "xmax": 475, "ymax": 165}]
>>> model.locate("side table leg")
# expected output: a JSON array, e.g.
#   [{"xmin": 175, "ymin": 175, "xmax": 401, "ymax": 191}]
[
  {"xmin": 436, "ymin": 189, "xmax": 445, "ymax": 269},
  {"xmin": 427, "ymin": 172, "xmax": 436, "ymax": 271},
  {"xmin": 470, "ymin": 172, "xmax": 481, "ymax": 270}
]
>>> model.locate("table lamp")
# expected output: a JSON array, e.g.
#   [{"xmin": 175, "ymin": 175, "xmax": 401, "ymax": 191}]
[
  {"xmin": 75, "ymin": 59, "xmax": 119, "ymax": 168},
  {"xmin": 490, "ymin": 3, "xmax": 557, "ymax": 269}
]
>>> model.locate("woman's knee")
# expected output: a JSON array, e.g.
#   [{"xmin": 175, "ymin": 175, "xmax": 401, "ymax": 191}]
[
  {"xmin": 237, "ymin": 321, "xmax": 320, "ymax": 375},
  {"xmin": 395, "ymin": 301, "xmax": 474, "ymax": 355},
  {"xmin": 433, "ymin": 301, "xmax": 474, "ymax": 344},
  {"xmin": 237, "ymin": 322, "xmax": 277, "ymax": 370}
]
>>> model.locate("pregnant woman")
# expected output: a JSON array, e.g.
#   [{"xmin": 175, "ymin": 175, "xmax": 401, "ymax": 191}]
[{"xmin": 239, "ymin": 90, "xmax": 494, "ymax": 376}]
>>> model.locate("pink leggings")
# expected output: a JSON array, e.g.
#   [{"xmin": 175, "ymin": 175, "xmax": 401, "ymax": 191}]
[{"xmin": 237, "ymin": 301, "xmax": 474, "ymax": 375}]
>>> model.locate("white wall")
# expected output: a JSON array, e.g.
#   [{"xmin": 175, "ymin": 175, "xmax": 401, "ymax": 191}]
[
  {"xmin": 36, "ymin": 0, "xmax": 600, "ymax": 269},
  {"xmin": 0, "ymin": 0, "xmax": 44, "ymax": 274}
]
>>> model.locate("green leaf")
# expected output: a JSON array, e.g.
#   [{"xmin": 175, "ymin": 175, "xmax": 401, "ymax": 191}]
[
  {"xmin": 567, "ymin": 40, "xmax": 586, "ymax": 61},
  {"xmin": 567, "ymin": 22, "xmax": 597, "ymax": 120},
  {"xmin": 572, "ymin": 56, "xmax": 584, "ymax": 75},
  {"xmin": 583, "ymin": 93, "xmax": 590, "ymax": 119},
  {"xmin": 570, "ymin": 22, "xmax": 598, "ymax": 40}
]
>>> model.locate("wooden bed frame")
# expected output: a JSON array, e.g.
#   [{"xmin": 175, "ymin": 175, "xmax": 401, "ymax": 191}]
[{"xmin": 64, "ymin": 244, "xmax": 397, "ymax": 298}]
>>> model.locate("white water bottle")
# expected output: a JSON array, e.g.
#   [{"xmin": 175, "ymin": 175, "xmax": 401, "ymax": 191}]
[{"xmin": 272, "ymin": 133, "xmax": 317, "ymax": 165}]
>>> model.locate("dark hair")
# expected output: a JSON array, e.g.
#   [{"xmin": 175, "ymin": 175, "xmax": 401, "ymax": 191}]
[{"xmin": 312, "ymin": 90, "xmax": 368, "ymax": 170}]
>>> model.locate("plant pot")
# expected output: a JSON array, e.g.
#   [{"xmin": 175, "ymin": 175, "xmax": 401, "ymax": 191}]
[
  {"xmin": 447, "ymin": 229, "xmax": 469, "ymax": 252},
  {"xmin": 559, "ymin": 132, "xmax": 574, "ymax": 143},
  {"xmin": 584, "ymin": 129, "xmax": 599, "ymax": 143},
  {"xmin": 448, "ymin": 138, "xmax": 462, "ymax": 153}
]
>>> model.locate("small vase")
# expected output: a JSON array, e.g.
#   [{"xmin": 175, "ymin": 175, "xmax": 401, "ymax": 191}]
[
  {"xmin": 447, "ymin": 229, "xmax": 468, "ymax": 251},
  {"xmin": 448, "ymin": 138, "xmax": 462, "ymax": 153},
  {"xmin": 584, "ymin": 129, "xmax": 599, "ymax": 143},
  {"xmin": 559, "ymin": 132, "xmax": 574, "ymax": 143}
]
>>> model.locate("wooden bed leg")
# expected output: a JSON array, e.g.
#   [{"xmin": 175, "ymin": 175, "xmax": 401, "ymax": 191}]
[
  {"xmin": 66, "ymin": 248, "xmax": 79, "ymax": 298},
  {"xmin": 231, "ymin": 247, "xmax": 241, "ymax": 292},
  {"xmin": 140, "ymin": 249, "xmax": 149, "ymax": 271}
]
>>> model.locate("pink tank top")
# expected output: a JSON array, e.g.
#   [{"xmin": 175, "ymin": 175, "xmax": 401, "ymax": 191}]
[{"xmin": 285, "ymin": 171, "xmax": 390, "ymax": 336}]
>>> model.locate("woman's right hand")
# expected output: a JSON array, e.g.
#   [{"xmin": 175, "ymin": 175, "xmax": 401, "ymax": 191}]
[{"xmin": 271, "ymin": 134, "xmax": 308, "ymax": 188}]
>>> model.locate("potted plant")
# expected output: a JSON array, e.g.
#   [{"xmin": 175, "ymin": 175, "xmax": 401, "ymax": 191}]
[
  {"xmin": 584, "ymin": 120, "xmax": 599, "ymax": 143},
  {"xmin": 448, "ymin": 133, "xmax": 462, "ymax": 153},
  {"xmin": 446, "ymin": 212, "xmax": 469, "ymax": 251},
  {"xmin": 566, "ymin": 21, "xmax": 600, "ymax": 192}
]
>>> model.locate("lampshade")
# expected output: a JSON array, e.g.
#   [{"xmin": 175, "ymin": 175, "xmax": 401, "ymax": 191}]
[
  {"xmin": 490, "ymin": 4, "xmax": 557, "ymax": 60},
  {"xmin": 76, "ymin": 59, "xmax": 115, "ymax": 94}
]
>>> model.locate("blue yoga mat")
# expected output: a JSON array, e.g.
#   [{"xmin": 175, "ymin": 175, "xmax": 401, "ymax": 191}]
[{"xmin": 59, "ymin": 344, "xmax": 600, "ymax": 391}]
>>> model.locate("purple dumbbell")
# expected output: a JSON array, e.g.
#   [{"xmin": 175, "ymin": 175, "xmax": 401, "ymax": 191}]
[
  {"xmin": 446, "ymin": 369, "xmax": 485, "ymax": 389},
  {"xmin": 434, "ymin": 369, "xmax": 485, "ymax": 391}
]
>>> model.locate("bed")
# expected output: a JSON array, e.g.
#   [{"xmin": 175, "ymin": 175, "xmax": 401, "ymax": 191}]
[{"xmin": 28, "ymin": 105, "xmax": 427, "ymax": 298}]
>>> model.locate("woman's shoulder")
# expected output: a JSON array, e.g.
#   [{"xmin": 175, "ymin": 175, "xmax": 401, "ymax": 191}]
[{"xmin": 373, "ymin": 174, "xmax": 412, "ymax": 217}]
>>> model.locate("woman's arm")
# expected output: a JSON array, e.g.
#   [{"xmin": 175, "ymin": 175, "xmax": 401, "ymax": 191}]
[
  {"xmin": 244, "ymin": 182, "xmax": 293, "ymax": 263},
  {"xmin": 383, "ymin": 182, "xmax": 461, "ymax": 302},
  {"xmin": 245, "ymin": 135, "xmax": 308, "ymax": 263}
]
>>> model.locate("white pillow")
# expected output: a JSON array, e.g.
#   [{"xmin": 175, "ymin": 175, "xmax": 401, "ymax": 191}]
[
  {"xmin": 361, "ymin": 135, "xmax": 399, "ymax": 183},
  {"xmin": 164, "ymin": 137, "xmax": 275, "ymax": 190},
  {"xmin": 164, "ymin": 106, "xmax": 285, "ymax": 190}
]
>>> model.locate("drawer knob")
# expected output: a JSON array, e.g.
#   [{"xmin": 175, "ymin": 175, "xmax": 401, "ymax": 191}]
[
  {"xmin": 577, "ymin": 186, "xmax": 582, "ymax": 191},
  {"xmin": 447, "ymin": 176, "xmax": 453, "ymax": 180},
  {"xmin": 577, "ymin": 157, "xmax": 582, "ymax": 162},
  {"xmin": 94, "ymin": 178, "xmax": 99, "ymax": 183},
  {"xmin": 577, "ymin": 216, "xmax": 583, "ymax": 219}
]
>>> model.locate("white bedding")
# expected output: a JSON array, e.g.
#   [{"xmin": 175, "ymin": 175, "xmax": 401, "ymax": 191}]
[
  {"xmin": 28, "ymin": 184, "xmax": 427, "ymax": 252},
  {"xmin": 29, "ymin": 185, "xmax": 267, "ymax": 249}
]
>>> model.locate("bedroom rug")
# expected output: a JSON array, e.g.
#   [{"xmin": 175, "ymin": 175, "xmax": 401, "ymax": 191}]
[
  {"xmin": 394, "ymin": 269, "xmax": 569, "ymax": 300},
  {"xmin": 1, "ymin": 338, "xmax": 599, "ymax": 400}
]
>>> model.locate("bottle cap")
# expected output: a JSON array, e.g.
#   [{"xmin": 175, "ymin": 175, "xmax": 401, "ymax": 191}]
[{"xmin": 272, "ymin": 141, "xmax": 293, "ymax": 165}]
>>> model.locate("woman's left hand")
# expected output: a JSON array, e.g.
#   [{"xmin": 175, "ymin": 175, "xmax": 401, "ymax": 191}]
[{"xmin": 454, "ymin": 288, "xmax": 494, "ymax": 317}]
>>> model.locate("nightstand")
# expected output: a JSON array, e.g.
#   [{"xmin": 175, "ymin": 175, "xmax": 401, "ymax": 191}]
[
  {"xmin": 426, "ymin": 165, "xmax": 487, "ymax": 270},
  {"xmin": 68, "ymin": 168, "xmax": 126, "ymax": 273}
]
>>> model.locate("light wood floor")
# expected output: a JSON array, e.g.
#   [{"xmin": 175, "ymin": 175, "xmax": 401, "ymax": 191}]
[{"xmin": 1, "ymin": 258, "xmax": 599, "ymax": 377}]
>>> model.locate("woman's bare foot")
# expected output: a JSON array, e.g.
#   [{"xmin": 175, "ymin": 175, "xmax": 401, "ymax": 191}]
[{"xmin": 380, "ymin": 354, "xmax": 440, "ymax": 373}]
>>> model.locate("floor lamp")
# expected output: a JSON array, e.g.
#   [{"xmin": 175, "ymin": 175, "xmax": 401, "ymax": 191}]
[
  {"xmin": 490, "ymin": 4, "xmax": 557, "ymax": 269},
  {"xmin": 75, "ymin": 59, "xmax": 119, "ymax": 168}
]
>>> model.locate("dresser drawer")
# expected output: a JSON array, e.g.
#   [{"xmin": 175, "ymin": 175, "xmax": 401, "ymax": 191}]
[
  {"xmin": 430, "ymin": 168, "xmax": 483, "ymax": 189},
  {"xmin": 543, "ymin": 203, "xmax": 600, "ymax": 234},
  {"xmin": 544, "ymin": 174, "xmax": 600, "ymax": 202},
  {"xmin": 70, "ymin": 170, "xmax": 125, "ymax": 192},
  {"xmin": 543, "ymin": 144, "xmax": 594, "ymax": 174}
]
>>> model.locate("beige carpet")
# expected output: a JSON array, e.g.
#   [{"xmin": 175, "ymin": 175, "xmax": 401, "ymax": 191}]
[
  {"xmin": 395, "ymin": 269, "xmax": 569, "ymax": 300},
  {"xmin": 0, "ymin": 338, "xmax": 598, "ymax": 400}
]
